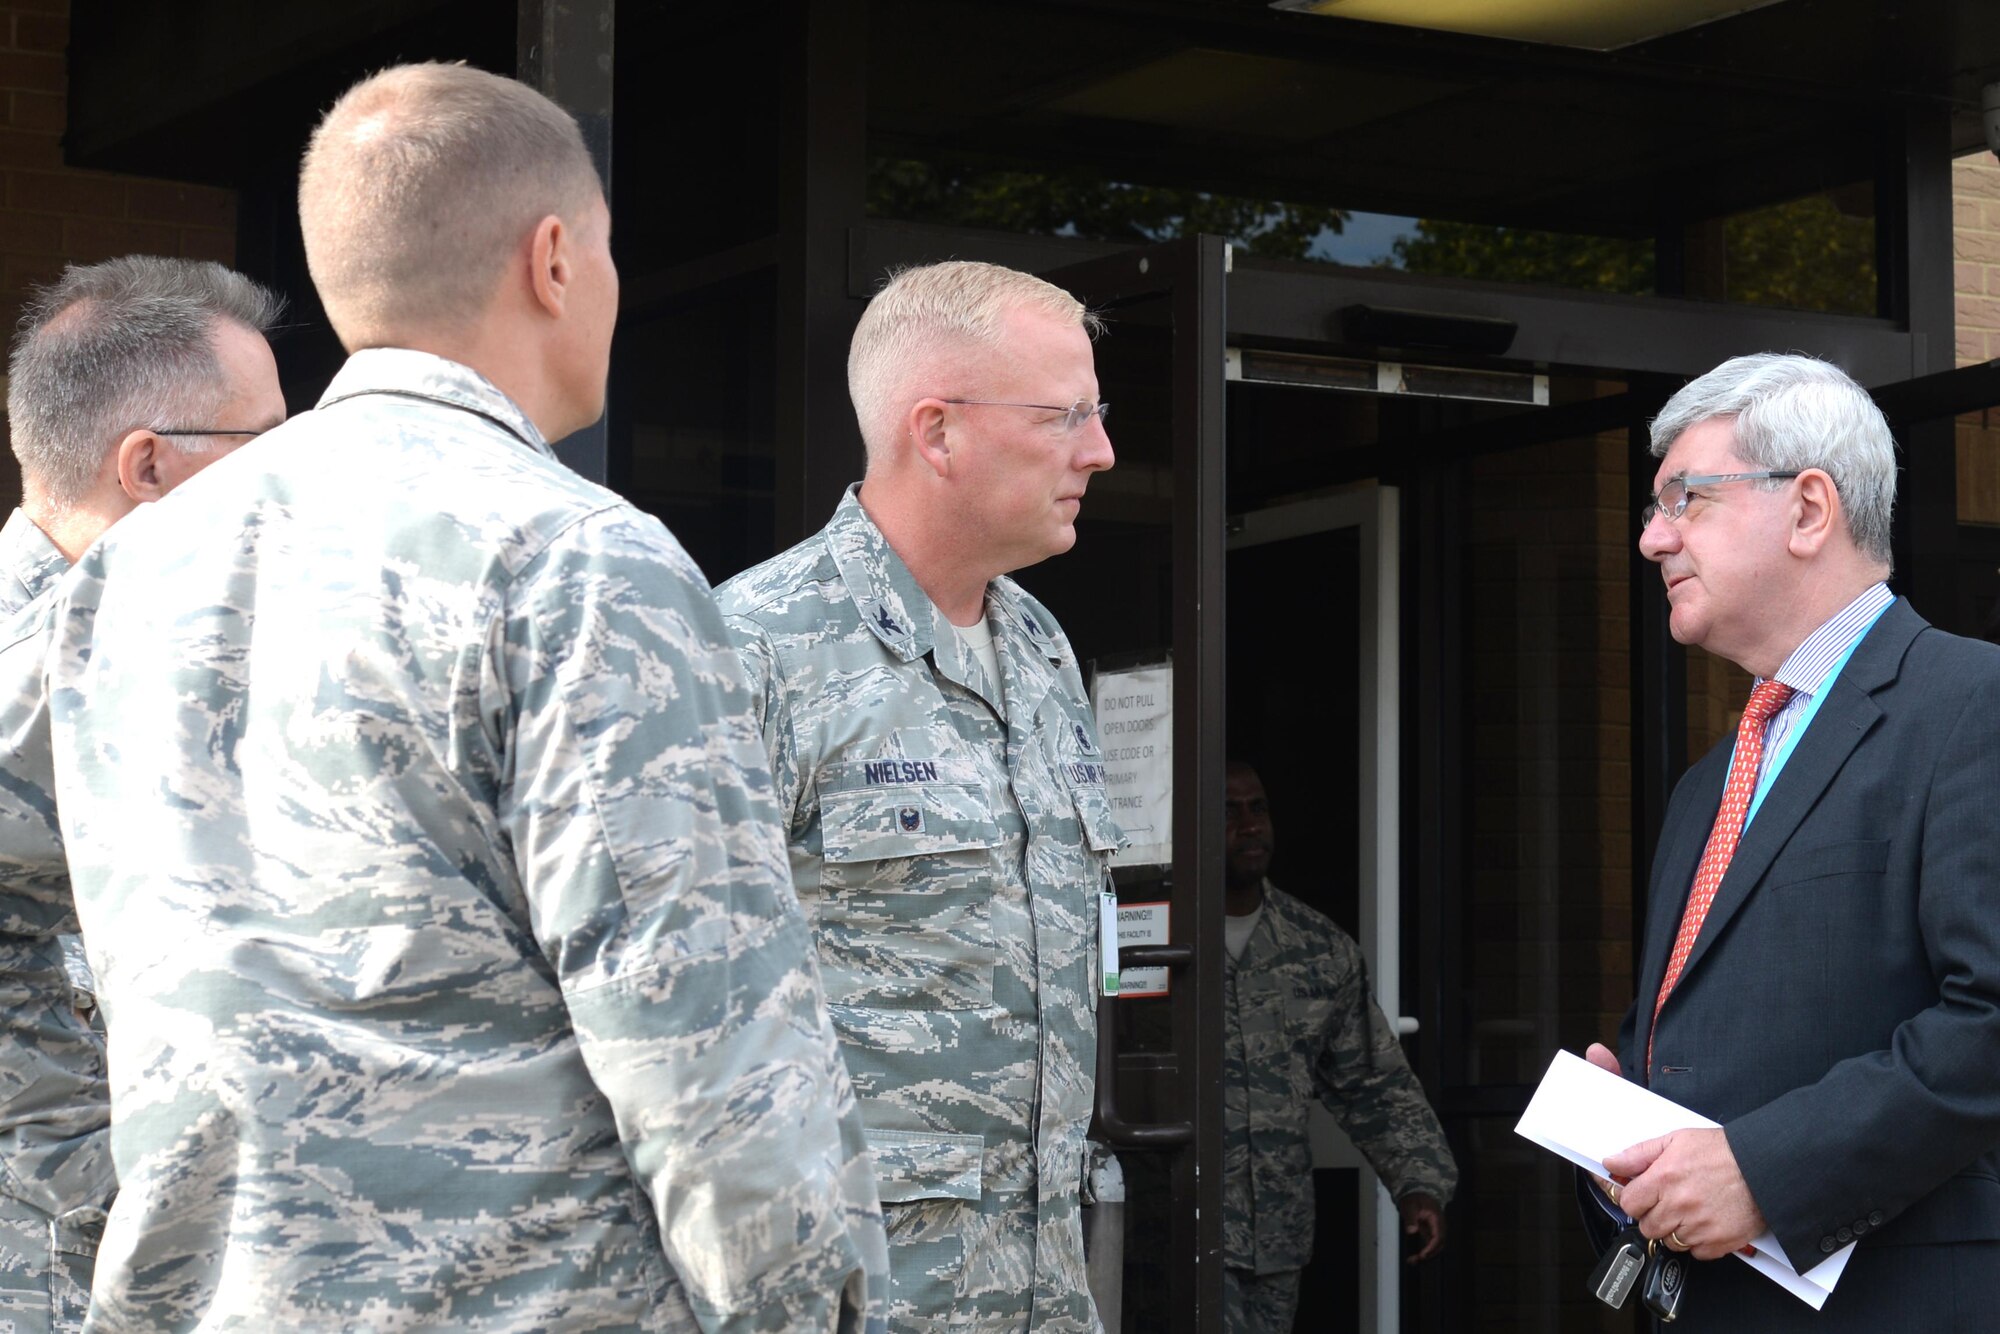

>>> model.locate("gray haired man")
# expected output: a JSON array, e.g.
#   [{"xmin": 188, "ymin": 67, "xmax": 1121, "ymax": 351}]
[
  {"xmin": 0, "ymin": 255, "xmax": 284, "ymax": 1333},
  {"xmin": 1584, "ymin": 353, "xmax": 2000, "ymax": 1332}
]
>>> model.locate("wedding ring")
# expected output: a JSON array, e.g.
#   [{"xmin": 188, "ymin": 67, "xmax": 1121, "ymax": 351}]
[{"xmin": 1669, "ymin": 1229, "xmax": 1690, "ymax": 1251}]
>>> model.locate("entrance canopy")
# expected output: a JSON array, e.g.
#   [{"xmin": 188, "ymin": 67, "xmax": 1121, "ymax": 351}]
[{"xmin": 65, "ymin": 0, "xmax": 2000, "ymax": 237}]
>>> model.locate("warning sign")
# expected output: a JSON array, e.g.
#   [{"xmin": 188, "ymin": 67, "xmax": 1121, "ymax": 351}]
[{"xmin": 1115, "ymin": 900, "xmax": 1170, "ymax": 998}]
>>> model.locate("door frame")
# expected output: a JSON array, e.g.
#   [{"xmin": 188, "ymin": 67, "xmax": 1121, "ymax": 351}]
[
  {"xmin": 1229, "ymin": 483, "xmax": 1403, "ymax": 1334},
  {"xmin": 1043, "ymin": 235, "xmax": 1233, "ymax": 1333}
]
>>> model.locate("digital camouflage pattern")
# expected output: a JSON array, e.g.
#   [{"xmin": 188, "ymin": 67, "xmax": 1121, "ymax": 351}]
[
  {"xmin": 0, "ymin": 511, "xmax": 63, "ymax": 616},
  {"xmin": 41, "ymin": 350, "xmax": 888, "ymax": 1332},
  {"xmin": 717, "ymin": 487, "xmax": 1122, "ymax": 1333},
  {"xmin": 1223, "ymin": 883, "xmax": 1456, "ymax": 1278},
  {"xmin": 0, "ymin": 512, "xmax": 100, "ymax": 1020},
  {"xmin": 0, "ymin": 508, "xmax": 112, "ymax": 1334},
  {"xmin": 1218, "ymin": 1267, "xmax": 1299, "ymax": 1334}
]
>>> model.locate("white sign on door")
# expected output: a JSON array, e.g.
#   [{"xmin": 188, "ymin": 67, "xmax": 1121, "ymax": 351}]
[
  {"xmin": 1115, "ymin": 900, "xmax": 1171, "ymax": 997},
  {"xmin": 1091, "ymin": 663, "xmax": 1172, "ymax": 867}
]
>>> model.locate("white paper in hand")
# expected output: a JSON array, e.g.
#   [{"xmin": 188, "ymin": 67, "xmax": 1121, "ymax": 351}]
[{"xmin": 1514, "ymin": 1049, "xmax": 1854, "ymax": 1310}]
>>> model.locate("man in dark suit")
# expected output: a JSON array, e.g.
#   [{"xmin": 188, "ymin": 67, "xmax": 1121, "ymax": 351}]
[{"xmin": 1584, "ymin": 352, "xmax": 2000, "ymax": 1331}]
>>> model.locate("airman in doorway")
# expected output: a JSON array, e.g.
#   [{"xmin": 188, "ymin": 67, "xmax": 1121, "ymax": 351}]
[{"xmin": 1221, "ymin": 760, "xmax": 1457, "ymax": 1333}]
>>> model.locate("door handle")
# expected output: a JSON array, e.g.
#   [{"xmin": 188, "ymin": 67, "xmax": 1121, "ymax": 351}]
[
  {"xmin": 1120, "ymin": 944, "xmax": 1192, "ymax": 969},
  {"xmin": 1092, "ymin": 943, "xmax": 1196, "ymax": 1149}
]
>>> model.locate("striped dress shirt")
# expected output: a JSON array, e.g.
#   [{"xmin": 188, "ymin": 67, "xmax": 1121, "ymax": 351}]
[{"xmin": 1752, "ymin": 581, "xmax": 1895, "ymax": 790}]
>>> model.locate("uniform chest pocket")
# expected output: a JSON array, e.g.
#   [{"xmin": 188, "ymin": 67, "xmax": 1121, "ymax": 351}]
[
  {"xmin": 1232, "ymin": 992, "xmax": 1294, "ymax": 1069},
  {"xmin": 1282, "ymin": 993, "xmax": 1337, "ymax": 1077},
  {"xmin": 812, "ymin": 768, "xmax": 1002, "ymax": 1011},
  {"xmin": 1283, "ymin": 991, "xmax": 1337, "ymax": 1038}
]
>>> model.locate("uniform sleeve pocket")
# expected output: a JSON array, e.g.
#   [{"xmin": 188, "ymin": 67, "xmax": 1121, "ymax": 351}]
[
  {"xmin": 50, "ymin": 1205, "xmax": 105, "ymax": 1329},
  {"xmin": 868, "ymin": 1129, "xmax": 985, "ymax": 1204}
]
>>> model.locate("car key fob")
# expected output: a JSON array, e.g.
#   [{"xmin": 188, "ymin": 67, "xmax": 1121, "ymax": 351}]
[
  {"xmin": 1642, "ymin": 1244, "xmax": 1689, "ymax": 1322},
  {"xmin": 1589, "ymin": 1225, "xmax": 1650, "ymax": 1310}
]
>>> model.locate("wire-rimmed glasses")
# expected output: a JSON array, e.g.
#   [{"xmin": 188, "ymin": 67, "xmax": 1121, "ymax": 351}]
[
  {"xmin": 1641, "ymin": 470, "xmax": 1801, "ymax": 529},
  {"xmin": 941, "ymin": 398, "xmax": 1110, "ymax": 433}
]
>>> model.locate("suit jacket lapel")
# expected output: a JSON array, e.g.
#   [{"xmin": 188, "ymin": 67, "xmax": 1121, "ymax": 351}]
[
  {"xmin": 1668, "ymin": 600, "xmax": 1918, "ymax": 992},
  {"xmin": 1637, "ymin": 753, "xmax": 1726, "ymax": 1021}
]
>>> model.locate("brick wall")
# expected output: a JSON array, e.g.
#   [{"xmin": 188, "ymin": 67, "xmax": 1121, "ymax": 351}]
[
  {"xmin": 1953, "ymin": 153, "xmax": 2000, "ymax": 527},
  {"xmin": 0, "ymin": 0, "xmax": 239, "ymax": 510},
  {"xmin": 1954, "ymin": 154, "xmax": 2000, "ymax": 367}
]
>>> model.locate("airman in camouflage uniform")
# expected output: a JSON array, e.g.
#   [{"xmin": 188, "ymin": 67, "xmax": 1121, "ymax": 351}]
[
  {"xmin": 0, "ymin": 537, "xmax": 105, "ymax": 1334},
  {"xmin": 717, "ymin": 261, "xmax": 1121, "ymax": 1332},
  {"xmin": 0, "ymin": 512, "xmax": 62, "ymax": 615},
  {"xmin": 1220, "ymin": 763, "xmax": 1457, "ymax": 1334},
  {"xmin": 0, "ymin": 255, "xmax": 287, "ymax": 1333},
  {"xmin": 33, "ymin": 64, "xmax": 888, "ymax": 1331}
]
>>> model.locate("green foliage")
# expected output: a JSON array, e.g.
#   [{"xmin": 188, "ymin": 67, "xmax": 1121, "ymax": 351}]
[
  {"xmin": 1387, "ymin": 222, "xmax": 1653, "ymax": 295},
  {"xmin": 1387, "ymin": 195, "xmax": 1875, "ymax": 314},
  {"xmin": 867, "ymin": 156, "xmax": 1876, "ymax": 315},
  {"xmin": 1721, "ymin": 195, "xmax": 1875, "ymax": 316},
  {"xmin": 868, "ymin": 158, "xmax": 1347, "ymax": 260}
]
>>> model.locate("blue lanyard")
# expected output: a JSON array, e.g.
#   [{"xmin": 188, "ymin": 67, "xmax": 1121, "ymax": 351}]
[{"xmin": 1742, "ymin": 600, "xmax": 1892, "ymax": 829}]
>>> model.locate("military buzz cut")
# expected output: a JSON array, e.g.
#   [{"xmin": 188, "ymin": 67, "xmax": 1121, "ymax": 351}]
[
  {"xmin": 846, "ymin": 260, "xmax": 1101, "ymax": 461},
  {"xmin": 297, "ymin": 61, "xmax": 602, "ymax": 350}
]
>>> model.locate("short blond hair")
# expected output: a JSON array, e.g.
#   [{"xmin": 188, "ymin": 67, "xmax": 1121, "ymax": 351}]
[
  {"xmin": 847, "ymin": 261, "xmax": 1100, "ymax": 457},
  {"xmin": 299, "ymin": 62, "xmax": 602, "ymax": 348}
]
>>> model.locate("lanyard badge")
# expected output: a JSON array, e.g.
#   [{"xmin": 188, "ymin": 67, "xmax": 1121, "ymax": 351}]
[{"xmin": 1098, "ymin": 885, "xmax": 1120, "ymax": 997}]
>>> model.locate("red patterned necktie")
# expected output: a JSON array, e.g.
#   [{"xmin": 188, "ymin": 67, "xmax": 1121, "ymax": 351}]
[{"xmin": 1648, "ymin": 678, "xmax": 1796, "ymax": 1074}]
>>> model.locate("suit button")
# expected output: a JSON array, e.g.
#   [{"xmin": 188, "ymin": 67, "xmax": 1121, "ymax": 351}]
[
  {"xmin": 1821, "ymin": 1237, "xmax": 1837, "ymax": 1253},
  {"xmin": 1837, "ymin": 1227, "xmax": 1853, "ymax": 1243},
  {"xmin": 1852, "ymin": 1220, "xmax": 1868, "ymax": 1236},
  {"xmin": 1868, "ymin": 1211, "xmax": 1884, "ymax": 1226}
]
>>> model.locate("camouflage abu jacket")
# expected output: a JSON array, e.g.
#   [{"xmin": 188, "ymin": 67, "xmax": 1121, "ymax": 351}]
[
  {"xmin": 40, "ymin": 350, "xmax": 888, "ymax": 1332},
  {"xmin": 717, "ymin": 487, "xmax": 1122, "ymax": 1333},
  {"xmin": 0, "ymin": 509, "xmax": 110, "ymax": 1333},
  {"xmin": 0, "ymin": 511, "xmax": 62, "ymax": 617},
  {"xmin": 1223, "ymin": 882, "xmax": 1457, "ymax": 1275},
  {"xmin": 0, "ymin": 512, "xmax": 99, "ymax": 1028},
  {"xmin": 0, "ymin": 511, "xmax": 100, "ymax": 1012}
]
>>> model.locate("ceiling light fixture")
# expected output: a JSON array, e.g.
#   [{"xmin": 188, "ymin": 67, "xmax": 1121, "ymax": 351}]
[{"xmin": 1270, "ymin": 0, "xmax": 1791, "ymax": 53}]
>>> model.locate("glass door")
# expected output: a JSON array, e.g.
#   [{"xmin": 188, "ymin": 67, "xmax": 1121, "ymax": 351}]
[
  {"xmin": 1226, "ymin": 485, "xmax": 1402, "ymax": 1334},
  {"xmin": 1012, "ymin": 236, "xmax": 1230, "ymax": 1333}
]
